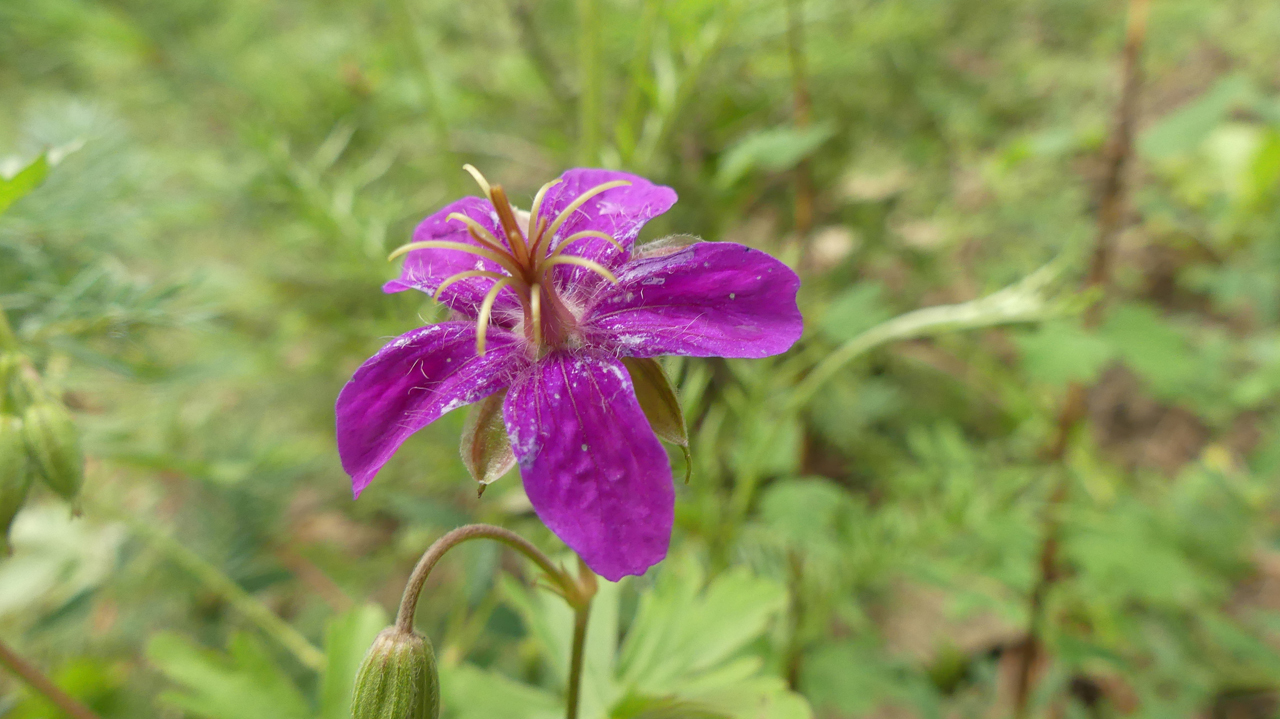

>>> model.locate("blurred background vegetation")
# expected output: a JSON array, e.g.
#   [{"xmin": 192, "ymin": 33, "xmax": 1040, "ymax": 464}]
[{"xmin": 3, "ymin": 0, "xmax": 1280, "ymax": 717}]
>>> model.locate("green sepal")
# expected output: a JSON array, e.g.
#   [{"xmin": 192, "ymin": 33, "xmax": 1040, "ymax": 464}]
[
  {"xmin": 623, "ymin": 357, "xmax": 692, "ymax": 483},
  {"xmin": 459, "ymin": 391, "xmax": 514, "ymax": 497}
]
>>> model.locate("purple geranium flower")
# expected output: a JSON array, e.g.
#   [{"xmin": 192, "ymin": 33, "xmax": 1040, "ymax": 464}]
[{"xmin": 336, "ymin": 166, "xmax": 802, "ymax": 580}]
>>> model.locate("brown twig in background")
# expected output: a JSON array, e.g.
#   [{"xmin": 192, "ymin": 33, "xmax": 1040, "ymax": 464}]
[
  {"xmin": 0, "ymin": 640, "xmax": 103, "ymax": 719},
  {"xmin": 786, "ymin": 0, "xmax": 815, "ymax": 239},
  {"xmin": 275, "ymin": 544, "xmax": 354, "ymax": 612},
  {"xmin": 1011, "ymin": 0, "xmax": 1152, "ymax": 714}
]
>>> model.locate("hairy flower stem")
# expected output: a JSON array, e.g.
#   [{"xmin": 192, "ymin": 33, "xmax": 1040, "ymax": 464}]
[
  {"xmin": 394, "ymin": 524, "xmax": 597, "ymax": 719},
  {"xmin": 1012, "ymin": 0, "xmax": 1150, "ymax": 713},
  {"xmin": 0, "ymin": 639, "xmax": 104, "ymax": 719}
]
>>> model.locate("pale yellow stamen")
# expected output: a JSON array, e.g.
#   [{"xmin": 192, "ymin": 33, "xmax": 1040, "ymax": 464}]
[
  {"xmin": 462, "ymin": 164, "xmax": 492, "ymax": 199},
  {"xmin": 542, "ymin": 180, "xmax": 631, "ymax": 244},
  {"xmin": 433, "ymin": 270, "xmax": 508, "ymax": 301},
  {"xmin": 475, "ymin": 277, "xmax": 512, "ymax": 355},
  {"xmin": 445, "ymin": 212, "xmax": 506, "ymax": 253},
  {"xmin": 528, "ymin": 178, "xmax": 562, "ymax": 235},
  {"xmin": 527, "ymin": 215, "xmax": 552, "ymax": 260},
  {"xmin": 529, "ymin": 283, "xmax": 543, "ymax": 347},
  {"xmin": 538, "ymin": 255, "xmax": 618, "ymax": 284},
  {"xmin": 554, "ymin": 230, "xmax": 625, "ymax": 254},
  {"xmin": 388, "ymin": 240, "xmax": 524, "ymax": 279}
]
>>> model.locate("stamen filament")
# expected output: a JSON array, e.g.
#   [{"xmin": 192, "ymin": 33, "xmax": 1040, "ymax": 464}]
[
  {"xmin": 462, "ymin": 164, "xmax": 492, "ymax": 199},
  {"xmin": 528, "ymin": 178, "xmax": 562, "ymax": 237},
  {"xmin": 475, "ymin": 277, "xmax": 512, "ymax": 355},
  {"xmin": 388, "ymin": 240, "xmax": 524, "ymax": 279},
  {"xmin": 445, "ymin": 213, "xmax": 507, "ymax": 254},
  {"xmin": 433, "ymin": 270, "xmax": 508, "ymax": 301},
  {"xmin": 553, "ymin": 230, "xmax": 625, "ymax": 255},
  {"xmin": 538, "ymin": 255, "xmax": 619, "ymax": 284},
  {"xmin": 527, "ymin": 215, "xmax": 551, "ymax": 260},
  {"xmin": 529, "ymin": 283, "xmax": 543, "ymax": 347},
  {"xmin": 542, "ymin": 180, "xmax": 631, "ymax": 244}
]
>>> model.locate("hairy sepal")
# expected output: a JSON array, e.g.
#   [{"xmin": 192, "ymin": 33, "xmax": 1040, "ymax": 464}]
[{"xmin": 623, "ymin": 357, "xmax": 691, "ymax": 483}]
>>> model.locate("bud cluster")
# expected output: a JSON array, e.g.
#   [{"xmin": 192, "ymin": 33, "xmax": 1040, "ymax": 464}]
[{"xmin": 0, "ymin": 348, "xmax": 85, "ymax": 553}]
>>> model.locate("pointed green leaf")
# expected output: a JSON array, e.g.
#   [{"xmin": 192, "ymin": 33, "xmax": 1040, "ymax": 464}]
[
  {"xmin": 0, "ymin": 153, "xmax": 50, "ymax": 215},
  {"xmin": 147, "ymin": 632, "xmax": 311, "ymax": 719}
]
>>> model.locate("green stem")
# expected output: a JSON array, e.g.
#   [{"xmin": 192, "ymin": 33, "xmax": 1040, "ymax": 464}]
[
  {"xmin": 394, "ymin": 525, "xmax": 596, "ymax": 719},
  {"xmin": 616, "ymin": 0, "xmax": 659, "ymax": 164},
  {"xmin": 786, "ymin": 0, "xmax": 814, "ymax": 237},
  {"xmin": 0, "ymin": 309, "xmax": 17, "ymax": 351},
  {"xmin": 394, "ymin": 524, "xmax": 585, "ymax": 633},
  {"xmin": 565, "ymin": 600, "xmax": 591, "ymax": 719},
  {"xmin": 0, "ymin": 639, "xmax": 103, "ymax": 719},
  {"xmin": 108, "ymin": 508, "xmax": 326, "ymax": 671},
  {"xmin": 576, "ymin": 0, "xmax": 602, "ymax": 164}
]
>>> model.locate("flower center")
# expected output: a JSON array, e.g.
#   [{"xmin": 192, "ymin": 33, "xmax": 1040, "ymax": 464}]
[{"xmin": 390, "ymin": 166, "xmax": 628, "ymax": 355}]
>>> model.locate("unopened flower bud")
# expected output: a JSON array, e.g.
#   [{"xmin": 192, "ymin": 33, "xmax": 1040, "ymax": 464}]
[
  {"xmin": 22, "ymin": 402, "xmax": 84, "ymax": 507},
  {"xmin": 352, "ymin": 627, "xmax": 439, "ymax": 719},
  {"xmin": 0, "ymin": 353, "xmax": 35, "ymax": 413},
  {"xmin": 0, "ymin": 415, "xmax": 32, "ymax": 554}
]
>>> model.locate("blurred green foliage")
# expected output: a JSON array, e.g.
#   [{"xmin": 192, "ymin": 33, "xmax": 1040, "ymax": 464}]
[{"xmin": 2, "ymin": 0, "xmax": 1280, "ymax": 717}]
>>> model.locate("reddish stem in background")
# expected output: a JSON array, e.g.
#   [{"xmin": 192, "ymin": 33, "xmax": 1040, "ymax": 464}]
[
  {"xmin": 0, "ymin": 640, "xmax": 103, "ymax": 719},
  {"xmin": 1011, "ymin": 0, "xmax": 1151, "ymax": 714}
]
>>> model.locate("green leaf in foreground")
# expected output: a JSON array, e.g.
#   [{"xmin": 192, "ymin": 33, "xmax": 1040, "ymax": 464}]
[{"xmin": 0, "ymin": 153, "xmax": 50, "ymax": 215}]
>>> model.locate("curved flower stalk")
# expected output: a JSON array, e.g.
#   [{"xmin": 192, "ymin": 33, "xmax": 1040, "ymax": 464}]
[{"xmin": 336, "ymin": 167, "xmax": 803, "ymax": 580}]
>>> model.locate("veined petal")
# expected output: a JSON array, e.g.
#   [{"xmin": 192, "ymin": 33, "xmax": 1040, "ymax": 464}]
[
  {"xmin": 503, "ymin": 350, "xmax": 674, "ymax": 581},
  {"xmin": 386, "ymin": 197, "xmax": 522, "ymax": 322},
  {"xmin": 539, "ymin": 169, "xmax": 677, "ymax": 297},
  {"xmin": 582, "ymin": 242, "xmax": 803, "ymax": 358},
  {"xmin": 336, "ymin": 322, "xmax": 527, "ymax": 496}
]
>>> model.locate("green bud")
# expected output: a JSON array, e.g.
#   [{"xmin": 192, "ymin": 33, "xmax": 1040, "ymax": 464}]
[
  {"xmin": 0, "ymin": 415, "xmax": 32, "ymax": 555},
  {"xmin": 0, "ymin": 353, "xmax": 33, "ymax": 413},
  {"xmin": 352, "ymin": 628, "xmax": 440, "ymax": 719},
  {"xmin": 22, "ymin": 402, "xmax": 84, "ymax": 506},
  {"xmin": 460, "ymin": 391, "xmax": 514, "ymax": 497}
]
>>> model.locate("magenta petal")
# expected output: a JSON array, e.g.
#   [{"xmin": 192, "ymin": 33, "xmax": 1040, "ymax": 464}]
[
  {"xmin": 336, "ymin": 322, "xmax": 526, "ymax": 496},
  {"xmin": 583, "ymin": 242, "xmax": 803, "ymax": 359},
  {"xmin": 539, "ymin": 169, "xmax": 677, "ymax": 297},
  {"xmin": 385, "ymin": 197, "xmax": 521, "ymax": 322},
  {"xmin": 503, "ymin": 350, "xmax": 674, "ymax": 581}
]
